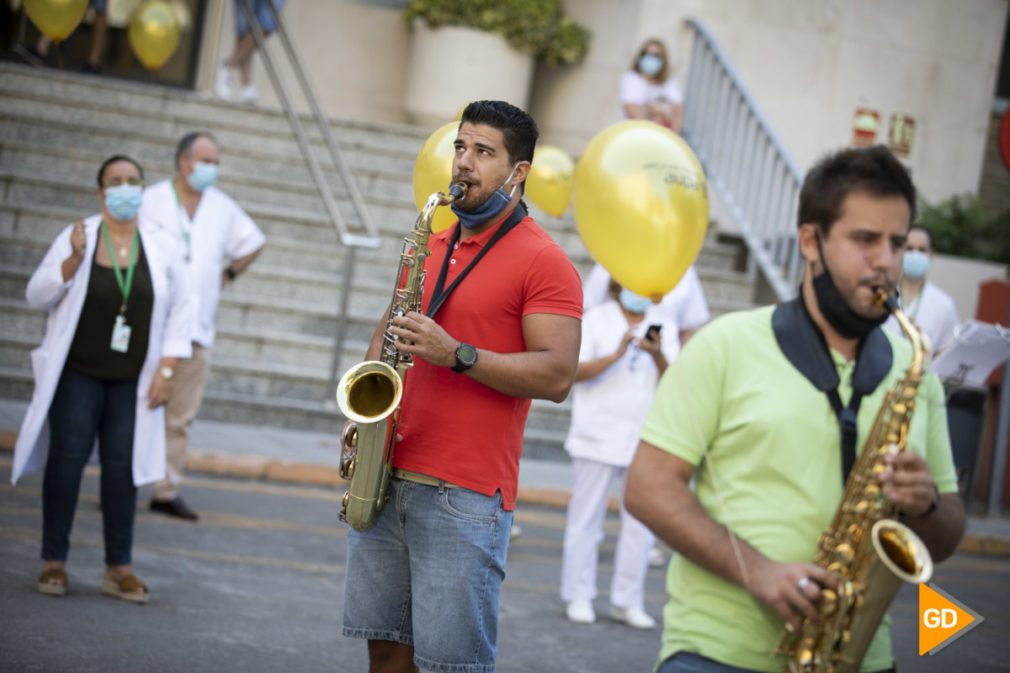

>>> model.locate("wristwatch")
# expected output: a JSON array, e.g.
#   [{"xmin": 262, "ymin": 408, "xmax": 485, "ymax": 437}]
[
  {"xmin": 452, "ymin": 342, "xmax": 478, "ymax": 373},
  {"xmin": 159, "ymin": 366, "xmax": 175, "ymax": 380}
]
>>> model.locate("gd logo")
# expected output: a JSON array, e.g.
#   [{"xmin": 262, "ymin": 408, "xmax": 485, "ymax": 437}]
[{"xmin": 918, "ymin": 583, "xmax": 984, "ymax": 656}]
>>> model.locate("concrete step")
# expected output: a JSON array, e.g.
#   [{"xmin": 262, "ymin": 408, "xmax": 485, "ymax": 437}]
[
  {"xmin": 0, "ymin": 60, "xmax": 758, "ymax": 449},
  {"xmin": 0, "ymin": 63, "xmax": 429, "ymax": 161}
]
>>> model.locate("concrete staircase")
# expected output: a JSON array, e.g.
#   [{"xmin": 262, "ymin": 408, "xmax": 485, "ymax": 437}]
[{"xmin": 0, "ymin": 62, "xmax": 757, "ymax": 459}]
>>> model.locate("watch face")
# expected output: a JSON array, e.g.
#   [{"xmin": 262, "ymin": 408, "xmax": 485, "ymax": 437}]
[{"xmin": 458, "ymin": 343, "xmax": 478, "ymax": 366}]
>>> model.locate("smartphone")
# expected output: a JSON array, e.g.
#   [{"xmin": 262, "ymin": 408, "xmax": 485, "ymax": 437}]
[{"xmin": 645, "ymin": 323, "xmax": 662, "ymax": 342}]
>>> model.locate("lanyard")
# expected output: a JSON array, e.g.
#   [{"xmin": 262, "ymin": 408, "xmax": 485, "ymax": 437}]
[
  {"xmin": 100, "ymin": 219, "xmax": 139, "ymax": 314},
  {"xmin": 900, "ymin": 287, "xmax": 923, "ymax": 321},
  {"xmin": 171, "ymin": 182, "xmax": 192, "ymax": 260},
  {"xmin": 425, "ymin": 203, "xmax": 526, "ymax": 318}
]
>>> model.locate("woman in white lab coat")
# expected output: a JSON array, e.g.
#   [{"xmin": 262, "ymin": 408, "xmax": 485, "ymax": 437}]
[{"xmin": 12, "ymin": 155, "xmax": 192, "ymax": 603}]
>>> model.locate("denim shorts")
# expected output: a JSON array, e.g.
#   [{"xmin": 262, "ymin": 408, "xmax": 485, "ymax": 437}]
[
  {"xmin": 342, "ymin": 478, "xmax": 513, "ymax": 673},
  {"xmin": 235, "ymin": 0, "xmax": 286, "ymax": 36}
]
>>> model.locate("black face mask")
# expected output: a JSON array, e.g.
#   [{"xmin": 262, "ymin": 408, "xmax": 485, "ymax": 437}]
[{"xmin": 811, "ymin": 236, "xmax": 890, "ymax": 340}]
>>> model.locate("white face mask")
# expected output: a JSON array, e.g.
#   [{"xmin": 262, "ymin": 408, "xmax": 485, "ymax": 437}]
[
  {"xmin": 902, "ymin": 250, "xmax": 930, "ymax": 280},
  {"xmin": 638, "ymin": 53, "xmax": 663, "ymax": 76}
]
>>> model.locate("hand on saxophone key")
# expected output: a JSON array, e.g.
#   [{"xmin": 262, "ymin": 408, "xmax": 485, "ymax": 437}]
[
  {"xmin": 388, "ymin": 311, "xmax": 458, "ymax": 368},
  {"xmin": 879, "ymin": 451, "xmax": 938, "ymax": 517},
  {"xmin": 749, "ymin": 558, "xmax": 838, "ymax": 631}
]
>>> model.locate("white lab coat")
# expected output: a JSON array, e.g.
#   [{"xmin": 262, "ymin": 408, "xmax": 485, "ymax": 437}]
[{"xmin": 11, "ymin": 214, "xmax": 193, "ymax": 486}]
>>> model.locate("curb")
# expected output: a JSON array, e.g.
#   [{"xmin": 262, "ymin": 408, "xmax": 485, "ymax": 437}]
[{"xmin": 1, "ymin": 430, "xmax": 1005, "ymax": 557}]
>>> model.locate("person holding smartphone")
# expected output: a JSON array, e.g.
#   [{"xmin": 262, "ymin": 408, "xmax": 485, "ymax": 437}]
[{"xmin": 560, "ymin": 278, "xmax": 679, "ymax": 629}]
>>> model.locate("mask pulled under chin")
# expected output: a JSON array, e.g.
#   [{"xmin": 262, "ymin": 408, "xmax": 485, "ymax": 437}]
[
  {"xmin": 451, "ymin": 164, "xmax": 519, "ymax": 230},
  {"xmin": 451, "ymin": 187, "xmax": 513, "ymax": 230},
  {"xmin": 811, "ymin": 269, "xmax": 889, "ymax": 340}
]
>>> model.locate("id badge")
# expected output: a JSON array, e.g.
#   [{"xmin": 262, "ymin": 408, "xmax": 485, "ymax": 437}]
[{"xmin": 110, "ymin": 316, "xmax": 131, "ymax": 353}]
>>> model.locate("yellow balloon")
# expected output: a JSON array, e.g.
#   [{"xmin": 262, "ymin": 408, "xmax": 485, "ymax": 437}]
[
  {"xmin": 128, "ymin": 1, "xmax": 181, "ymax": 70},
  {"xmin": 526, "ymin": 145, "xmax": 574, "ymax": 218},
  {"xmin": 24, "ymin": 0, "xmax": 88, "ymax": 42},
  {"xmin": 573, "ymin": 121, "xmax": 709, "ymax": 300},
  {"xmin": 413, "ymin": 121, "xmax": 460, "ymax": 234}
]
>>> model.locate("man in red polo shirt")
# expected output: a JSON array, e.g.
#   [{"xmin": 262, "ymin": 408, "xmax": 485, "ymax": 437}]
[{"xmin": 341, "ymin": 100, "xmax": 583, "ymax": 673}]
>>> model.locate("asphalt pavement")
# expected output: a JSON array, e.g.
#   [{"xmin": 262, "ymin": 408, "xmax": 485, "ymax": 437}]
[{"xmin": 1, "ymin": 398, "xmax": 1009, "ymax": 672}]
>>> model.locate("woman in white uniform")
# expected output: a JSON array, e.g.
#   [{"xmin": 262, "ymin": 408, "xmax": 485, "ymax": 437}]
[
  {"xmin": 619, "ymin": 38, "xmax": 684, "ymax": 132},
  {"xmin": 561, "ymin": 278, "xmax": 679, "ymax": 629},
  {"xmin": 13, "ymin": 155, "xmax": 192, "ymax": 603}
]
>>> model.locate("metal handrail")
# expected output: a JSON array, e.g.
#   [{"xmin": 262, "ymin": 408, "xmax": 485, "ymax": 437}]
[
  {"xmin": 681, "ymin": 18, "xmax": 803, "ymax": 301},
  {"xmin": 236, "ymin": 0, "xmax": 380, "ymax": 399}
]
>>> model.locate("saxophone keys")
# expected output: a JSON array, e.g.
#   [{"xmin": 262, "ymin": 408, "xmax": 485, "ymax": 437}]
[{"xmin": 820, "ymin": 588, "xmax": 838, "ymax": 615}]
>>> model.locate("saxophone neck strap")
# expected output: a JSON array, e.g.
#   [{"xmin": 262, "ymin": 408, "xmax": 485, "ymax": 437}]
[
  {"xmin": 772, "ymin": 295, "xmax": 893, "ymax": 482},
  {"xmin": 426, "ymin": 201, "xmax": 527, "ymax": 319}
]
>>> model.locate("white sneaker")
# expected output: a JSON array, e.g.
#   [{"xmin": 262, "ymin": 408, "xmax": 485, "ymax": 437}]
[
  {"xmin": 565, "ymin": 599, "xmax": 596, "ymax": 624},
  {"xmin": 610, "ymin": 606, "xmax": 656, "ymax": 629},
  {"xmin": 239, "ymin": 83, "xmax": 259, "ymax": 104},
  {"xmin": 215, "ymin": 63, "xmax": 232, "ymax": 99}
]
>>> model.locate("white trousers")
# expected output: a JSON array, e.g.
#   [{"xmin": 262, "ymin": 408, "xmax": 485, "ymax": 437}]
[{"xmin": 560, "ymin": 457, "xmax": 655, "ymax": 610}]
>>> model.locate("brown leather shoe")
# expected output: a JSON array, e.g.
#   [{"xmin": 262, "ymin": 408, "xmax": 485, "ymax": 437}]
[{"xmin": 149, "ymin": 497, "xmax": 199, "ymax": 521}]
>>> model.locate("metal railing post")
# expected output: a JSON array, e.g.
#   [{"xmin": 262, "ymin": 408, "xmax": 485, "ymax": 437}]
[
  {"xmin": 235, "ymin": 0, "xmax": 381, "ymax": 405},
  {"xmin": 681, "ymin": 18, "xmax": 805, "ymax": 301}
]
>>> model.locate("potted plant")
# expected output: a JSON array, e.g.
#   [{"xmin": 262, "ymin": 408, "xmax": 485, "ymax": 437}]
[{"xmin": 402, "ymin": 0, "xmax": 591, "ymax": 126}]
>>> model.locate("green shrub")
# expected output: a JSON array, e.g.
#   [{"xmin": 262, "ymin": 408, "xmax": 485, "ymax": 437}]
[
  {"xmin": 404, "ymin": 0, "xmax": 591, "ymax": 65},
  {"xmin": 919, "ymin": 194, "xmax": 1010, "ymax": 265}
]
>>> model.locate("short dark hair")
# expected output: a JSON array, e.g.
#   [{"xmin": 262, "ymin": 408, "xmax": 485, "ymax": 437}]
[
  {"xmin": 797, "ymin": 145, "xmax": 916, "ymax": 235},
  {"xmin": 908, "ymin": 223, "xmax": 934, "ymax": 251},
  {"xmin": 97, "ymin": 154, "xmax": 144, "ymax": 187},
  {"xmin": 175, "ymin": 131, "xmax": 218, "ymax": 171},
  {"xmin": 459, "ymin": 100, "xmax": 538, "ymax": 166}
]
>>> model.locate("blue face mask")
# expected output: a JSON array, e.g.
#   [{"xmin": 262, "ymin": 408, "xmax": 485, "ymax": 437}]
[
  {"xmin": 619, "ymin": 288, "xmax": 652, "ymax": 314},
  {"xmin": 903, "ymin": 250, "xmax": 930, "ymax": 280},
  {"xmin": 187, "ymin": 161, "xmax": 218, "ymax": 192},
  {"xmin": 451, "ymin": 164, "xmax": 519, "ymax": 230},
  {"xmin": 104, "ymin": 184, "xmax": 143, "ymax": 222},
  {"xmin": 638, "ymin": 53, "xmax": 663, "ymax": 77}
]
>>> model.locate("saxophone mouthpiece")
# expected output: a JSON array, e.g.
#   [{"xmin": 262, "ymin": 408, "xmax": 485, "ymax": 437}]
[
  {"xmin": 871, "ymin": 286, "xmax": 897, "ymax": 311},
  {"xmin": 448, "ymin": 182, "xmax": 467, "ymax": 200}
]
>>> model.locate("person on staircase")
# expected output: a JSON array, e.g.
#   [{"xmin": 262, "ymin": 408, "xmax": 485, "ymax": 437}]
[
  {"xmin": 620, "ymin": 38, "xmax": 684, "ymax": 133},
  {"xmin": 13, "ymin": 154, "xmax": 192, "ymax": 603},
  {"xmin": 215, "ymin": 0, "xmax": 287, "ymax": 103},
  {"xmin": 140, "ymin": 131, "xmax": 265, "ymax": 521}
]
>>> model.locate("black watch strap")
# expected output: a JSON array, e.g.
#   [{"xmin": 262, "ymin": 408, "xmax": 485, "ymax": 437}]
[{"xmin": 452, "ymin": 342, "xmax": 478, "ymax": 373}]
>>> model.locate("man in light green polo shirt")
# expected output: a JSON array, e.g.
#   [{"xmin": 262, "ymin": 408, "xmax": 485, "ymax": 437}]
[{"xmin": 625, "ymin": 145, "xmax": 965, "ymax": 673}]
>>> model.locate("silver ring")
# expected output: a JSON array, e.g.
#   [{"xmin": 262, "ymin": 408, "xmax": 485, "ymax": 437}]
[{"xmin": 797, "ymin": 577, "xmax": 811, "ymax": 592}]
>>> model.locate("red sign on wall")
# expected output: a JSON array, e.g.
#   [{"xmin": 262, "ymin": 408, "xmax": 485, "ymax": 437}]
[{"xmin": 852, "ymin": 108, "xmax": 881, "ymax": 147}]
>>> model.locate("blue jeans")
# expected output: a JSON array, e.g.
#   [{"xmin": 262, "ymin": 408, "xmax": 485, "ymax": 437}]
[
  {"xmin": 235, "ymin": 0, "xmax": 286, "ymax": 36},
  {"xmin": 42, "ymin": 365, "xmax": 138, "ymax": 566},
  {"xmin": 658, "ymin": 652, "xmax": 895, "ymax": 673},
  {"xmin": 343, "ymin": 478, "xmax": 513, "ymax": 673}
]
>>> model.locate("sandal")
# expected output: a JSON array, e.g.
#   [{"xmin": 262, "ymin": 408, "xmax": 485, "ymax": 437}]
[
  {"xmin": 102, "ymin": 573, "xmax": 149, "ymax": 604},
  {"xmin": 37, "ymin": 568, "xmax": 68, "ymax": 596}
]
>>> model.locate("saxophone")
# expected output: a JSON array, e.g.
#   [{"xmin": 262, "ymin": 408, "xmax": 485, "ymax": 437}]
[
  {"xmin": 335, "ymin": 182, "xmax": 467, "ymax": 532},
  {"xmin": 778, "ymin": 289, "xmax": 935, "ymax": 673}
]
